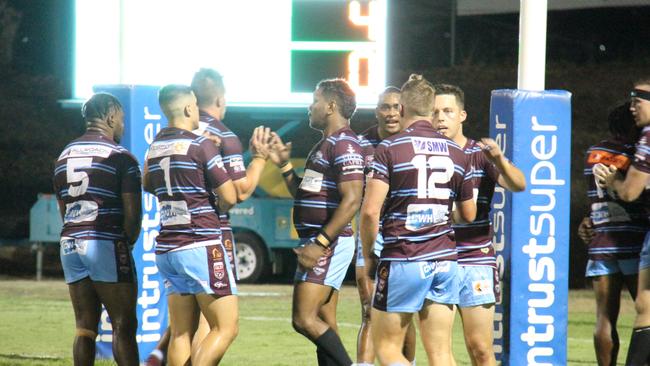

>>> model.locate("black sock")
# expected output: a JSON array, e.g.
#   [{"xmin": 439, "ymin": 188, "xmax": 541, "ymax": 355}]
[
  {"xmin": 625, "ymin": 326, "xmax": 650, "ymax": 365},
  {"xmin": 317, "ymin": 346, "xmax": 336, "ymax": 366},
  {"xmin": 313, "ymin": 328, "xmax": 352, "ymax": 366}
]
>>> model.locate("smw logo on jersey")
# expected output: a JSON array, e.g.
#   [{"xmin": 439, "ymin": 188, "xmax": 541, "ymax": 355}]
[
  {"xmin": 405, "ymin": 204, "xmax": 448, "ymax": 231},
  {"xmin": 410, "ymin": 137, "xmax": 449, "ymax": 155}
]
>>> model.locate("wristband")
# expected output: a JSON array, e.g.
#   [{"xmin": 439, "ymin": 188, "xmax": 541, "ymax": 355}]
[
  {"xmin": 316, "ymin": 229, "xmax": 333, "ymax": 247},
  {"xmin": 282, "ymin": 169, "xmax": 295, "ymax": 178},
  {"xmin": 280, "ymin": 161, "xmax": 293, "ymax": 173},
  {"xmin": 313, "ymin": 236, "xmax": 329, "ymax": 249}
]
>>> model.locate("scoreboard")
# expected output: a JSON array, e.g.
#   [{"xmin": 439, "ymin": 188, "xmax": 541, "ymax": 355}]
[{"xmin": 74, "ymin": 0, "xmax": 387, "ymax": 107}]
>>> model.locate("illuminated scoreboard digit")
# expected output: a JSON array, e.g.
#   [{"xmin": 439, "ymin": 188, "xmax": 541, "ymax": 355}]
[
  {"xmin": 291, "ymin": 1, "xmax": 386, "ymax": 99},
  {"xmin": 74, "ymin": 0, "xmax": 387, "ymax": 107}
]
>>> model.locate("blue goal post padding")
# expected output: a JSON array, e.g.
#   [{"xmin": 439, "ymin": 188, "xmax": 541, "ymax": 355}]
[
  {"xmin": 93, "ymin": 85, "xmax": 168, "ymax": 362},
  {"xmin": 490, "ymin": 89, "xmax": 571, "ymax": 366}
]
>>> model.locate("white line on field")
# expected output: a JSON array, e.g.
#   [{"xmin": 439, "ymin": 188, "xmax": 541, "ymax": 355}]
[{"xmin": 242, "ymin": 316, "xmax": 358, "ymax": 328}]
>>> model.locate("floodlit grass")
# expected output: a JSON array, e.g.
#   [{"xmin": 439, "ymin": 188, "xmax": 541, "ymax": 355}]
[{"xmin": 0, "ymin": 278, "xmax": 636, "ymax": 365}]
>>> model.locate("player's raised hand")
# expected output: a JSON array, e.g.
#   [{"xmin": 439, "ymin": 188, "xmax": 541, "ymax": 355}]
[
  {"xmin": 293, "ymin": 242, "xmax": 328, "ymax": 270},
  {"xmin": 477, "ymin": 137, "xmax": 503, "ymax": 162},
  {"xmin": 593, "ymin": 163, "xmax": 618, "ymax": 189},
  {"xmin": 202, "ymin": 131, "xmax": 222, "ymax": 148},
  {"xmin": 249, "ymin": 126, "xmax": 272, "ymax": 160},
  {"xmin": 268, "ymin": 132, "xmax": 292, "ymax": 167}
]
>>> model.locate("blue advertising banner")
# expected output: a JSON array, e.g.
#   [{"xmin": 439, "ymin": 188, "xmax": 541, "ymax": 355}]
[
  {"xmin": 490, "ymin": 90, "xmax": 571, "ymax": 365},
  {"xmin": 93, "ymin": 85, "xmax": 167, "ymax": 362}
]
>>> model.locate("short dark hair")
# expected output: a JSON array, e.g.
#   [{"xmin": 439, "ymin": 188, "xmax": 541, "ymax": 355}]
[
  {"xmin": 316, "ymin": 78, "xmax": 357, "ymax": 119},
  {"xmin": 81, "ymin": 93, "xmax": 122, "ymax": 121},
  {"xmin": 608, "ymin": 101, "xmax": 637, "ymax": 142},
  {"xmin": 434, "ymin": 83, "xmax": 465, "ymax": 109},
  {"xmin": 158, "ymin": 84, "xmax": 194, "ymax": 109},
  {"xmin": 400, "ymin": 74, "xmax": 435, "ymax": 116},
  {"xmin": 633, "ymin": 77, "xmax": 650, "ymax": 88},
  {"xmin": 191, "ymin": 68, "xmax": 225, "ymax": 108}
]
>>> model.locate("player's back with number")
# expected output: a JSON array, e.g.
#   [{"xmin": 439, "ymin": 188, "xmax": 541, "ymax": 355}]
[
  {"xmin": 145, "ymin": 129, "xmax": 231, "ymax": 253},
  {"xmin": 372, "ymin": 120, "xmax": 473, "ymax": 260},
  {"xmin": 54, "ymin": 132, "xmax": 140, "ymax": 240}
]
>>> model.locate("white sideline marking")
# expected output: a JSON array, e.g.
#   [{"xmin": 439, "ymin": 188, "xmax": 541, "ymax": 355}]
[
  {"xmin": 241, "ymin": 316, "xmax": 357, "ymax": 328},
  {"xmin": 239, "ymin": 292, "xmax": 284, "ymax": 297}
]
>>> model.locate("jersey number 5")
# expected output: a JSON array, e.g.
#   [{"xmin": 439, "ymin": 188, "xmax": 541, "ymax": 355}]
[
  {"xmin": 66, "ymin": 157, "xmax": 92, "ymax": 197},
  {"xmin": 411, "ymin": 155, "xmax": 454, "ymax": 199}
]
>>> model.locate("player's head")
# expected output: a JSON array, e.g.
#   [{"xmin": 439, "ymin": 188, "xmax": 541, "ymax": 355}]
[
  {"xmin": 631, "ymin": 77, "xmax": 650, "ymax": 127},
  {"xmin": 608, "ymin": 102, "xmax": 639, "ymax": 143},
  {"xmin": 432, "ymin": 83, "xmax": 467, "ymax": 140},
  {"xmin": 82, "ymin": 92, "xmax": 125, "ymax": 143},
  {"xmin": 399, "ymin": 74, "xmax": 435, "ymax": 125},
  {"xmin": 191, "ymin": 68, "xmax": 226, "ymax": 120},
  {"xmin": 309, "ymin": 78, "xmax": 357, "ymax": 130},
  {"xmin": 158, "ymin": 84, "xmax": 200, "ymax": 130},
  {"xmin": 376, "ymin": 86, "xmax": 401, "ymax": 137}
]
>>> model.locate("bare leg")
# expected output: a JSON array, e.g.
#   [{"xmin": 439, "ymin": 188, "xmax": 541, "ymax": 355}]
[
  {"xmin": 68, "ymin": 277, "xmax": 102, "ymax": 366},
  {"xmin": 591, "ymin": 274, "xmax": 624, "ymax": 366},
  {"xmin": 459, "ymin": 304, "xmax": 497, "ymax": 366},
  {"xmin": 94, "ymin": 281, "xmax": 139, "ymax": 366},
  {"xmin": 355, "ymin": 265, "xmax": 375, "ymax": 364},
  {"xmin": 191, "ymin": 314, "xmax": 210, "ymax": 361},
  {"xmin": 418, "ymin": 300, "xmax": 456, "ymax": 366},
  {"xmin": 371, "ymin": 308, "xmax": 411, "ymax": 366},
  {"xmin": 167, "ymin": 294, "xmax": 200, "ymax": 366},
  {"xmin": 193, "ymin": 294, "xmax": 239, "ymax": 365}
]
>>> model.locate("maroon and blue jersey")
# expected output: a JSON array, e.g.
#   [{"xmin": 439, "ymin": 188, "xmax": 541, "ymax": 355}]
[
  {"xmin": 195, "ymin": 111, "xmax": 246, "ymax": 233},
  {"xmin": 293, "ymin": 126, "xmax": 365, "ymax": 239},
  {"xmin": 145, "ymin": 127, "xmax": 231, "ymax": 254},
  {"xmin": 452, "ymin": 139, "xmax": 500, "ymax": 267},
  {"xmin": 54, "ymin": 130, "xmax": 141, "ymax": 241},
  {"xmin": 586, "ymin": 138, "xmax": 648, "ymax": 260},
  {"xmin": 368, "ymin": 120, "xmax": 473, "ymax": 261}
]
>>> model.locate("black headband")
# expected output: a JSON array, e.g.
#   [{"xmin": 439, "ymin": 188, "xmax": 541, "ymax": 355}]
[{"xmin": 631, "ymin": 89, "xmax": 650, "ymax": 102}]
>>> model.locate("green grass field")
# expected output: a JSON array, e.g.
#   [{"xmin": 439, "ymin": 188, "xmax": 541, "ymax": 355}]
[{"xmin": 0, "ymin": 278, "xmax": 636, "ymax": 365}]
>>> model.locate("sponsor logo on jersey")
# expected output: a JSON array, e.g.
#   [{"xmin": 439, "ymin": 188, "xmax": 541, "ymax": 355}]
[
  {"xmin": 64, "ymin": 200, "xmax": 99, "ymax": 223},
  {"xmin": 159, "ymin": 201, "xmax": 191, "ymax": 226},
  {"xmin": 229, "ymin": 156, "xmax": 244, "ymax": 172},
  {"xmin": 147, "ymin": 139, "xmax": 192, "ymax": 159},
  {"xmin": 405, "ymin": 204, "xmax": 449, "ymax": 231},
  {"xmin": 59, "ymin": 144, "xmax": 113, "ymax": 160},
  {"xmin": 411, "ymin": 137, "xmax": 450, "ymax": 155}
]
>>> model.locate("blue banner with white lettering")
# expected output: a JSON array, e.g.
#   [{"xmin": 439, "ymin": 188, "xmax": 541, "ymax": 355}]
[
  {"xmin": 490, "ymin": 90, "xmax": 571, "ymax": 365},
  {"xmin": 93, "ymin": 85, "xmax": 167, "ymax": 362}
]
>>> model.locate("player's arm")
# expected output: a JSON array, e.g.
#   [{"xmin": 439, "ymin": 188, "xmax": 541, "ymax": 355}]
[
  {"xmin": 596, "ymin": 164, "xmax": 649, "ymax": 202},
  {"xmin": 232, "ymin": 126, "xmax": 272, "ymax": 202},
  {"xmin": 455, "ymin": 198, "xmax": 476, "ymax": 223},
  {"xmin": 121, "ymin": 156, "xmax": 143, "ymax": 245},
  {"xmin": 214, "ymin": 180, "xmax": 237, "ymax": 213},
  {"xmin": 478, "ymin": 137, "xmax": 526, "ymax": 192},
  {"xmin": 142, "ymin": 159, "xmax": 154, "ymax": 195},
  {"xmin": 122, "ymin": 191, "xmax": 142, "ymax": 245},
  {"xmin": 57, "ymin": 199, "xmax": 66, "ymax": 220},
  {"xmin": 360, "ymin": 178, "xmax": 389, "ymax": 272},
  {"xmin": 320, "ymin": 179, "xmax": 364, "ymax": 243},
  {"xmin": 268, "ymin": 132, "xmax": 301, "ymax": 197}
]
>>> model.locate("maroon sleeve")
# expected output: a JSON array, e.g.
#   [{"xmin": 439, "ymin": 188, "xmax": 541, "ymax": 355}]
[
  {"xmin": 200, "ymin": 139, "xmax": 231, "ymax": 189},
  {"xmin": 332, "ymin": 137, "xmax": 365, "ymax": 183},
  {"xmin": 120, "ymin": 152, "xmax": 142, "ymax": 194},
  {"xmin": 368, "ymin": 142, "xmax": 391, "ymax": 184}
]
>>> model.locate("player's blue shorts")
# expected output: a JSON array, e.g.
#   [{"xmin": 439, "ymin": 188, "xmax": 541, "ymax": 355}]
[
  {"xmin": 295, "ymin": 236, "xmax": 355, "ymax": 290},
  {"xmin": 640, "ymin": 232, "xmax": 650, "ymax": 271},
  {"xmin": 356, "ymin": 232, "xmax": 383, "ymax": 268},
  {"xmin": 373, "ymin": 260, "xmax": 459, "ymax": 312},
  {"xmin": 585, "ymin": 258, "xmax": 640, "ymax": 277},
  {"xmin": 156, "ymin": 242, "xmax": 237, "ymax": 296},
  {"xmin": 60, "ymin": 237, "xmax": 136, "ymax": 284},
  {"xmin": 457, "ymin": 265, "xmax": 496, "ymax": 307}
]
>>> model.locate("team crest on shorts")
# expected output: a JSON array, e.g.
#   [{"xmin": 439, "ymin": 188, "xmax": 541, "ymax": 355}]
[
  {"xmin": 224, "ymin": 239, "xmax": 233, "ymax": 250},
  {"xmin": 379, "ymin": 266, "xmax": 388, "ymax": 280},
  {"xmin": 213, "ymin": 262, "xmax": 225, "ymax": 280},
  {"xmin": 212, "ymin": 247, "xmax": 223, "ymax": 260}
]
